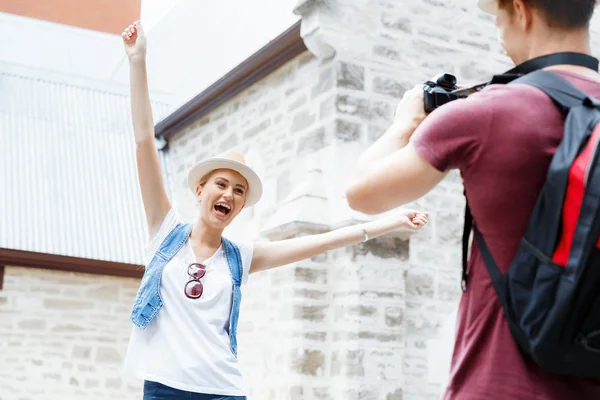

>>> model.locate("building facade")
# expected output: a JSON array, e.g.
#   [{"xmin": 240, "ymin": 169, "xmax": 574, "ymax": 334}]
[{"xmin": 2, "ymin": 0, "xmax": 600, "ymax": 399}]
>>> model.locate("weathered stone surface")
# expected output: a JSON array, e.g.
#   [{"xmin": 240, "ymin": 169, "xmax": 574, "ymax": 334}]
[
  {"xmin": 336, "ymin": 94, "xmax": 370, "ymax": 119},
  {"xmin": 381, "ymin": 14, "xmax": 412, "ymax": 33},
  {"xmin": 0, "ymin": 267, "xmax": 142, "ymax": 399},
  {"xmin": 336, "ymin": 62, "xmax": 365, "ymax": 90},
  {"xmin": 351, "ymin": 237, "xmax": 409, "ymax": 260},
  {"xmin": 218, "ymin": 133, "xmax": 238, "ymax": 152},
  {"xmin": 297, "ymin": 127, "xmax": 329, "ymax": 155},
  {"xmin": 8, "ymin": 1, "xmax": 578, "ymax": 399},
  {"xmin": 335, "ymin": 119, "xmax": 362, "ymax": 142},
  {"xmin": 291, "ymin": 110, "xmax": 316, "ymax": 133},
  {"xmin": 295, "ymin": 266, "xmax": 328, "ymax": 284},
  {"xmin": 387, "ymin": 388, "xmax": 404, "ymax": 400},
  {"xmin": 373, "ymin": 76, "xmax": 407, "ymax": 98},
  {"xmin": 243, "ymin": 120, "xmax": 270, "ymax": 140},
  {"xmin": 294, "ymin": 305, "xmax": 328, "ymax": 323},
  {"xmin": 291, "ymin": 349, "xmax": 326, "ymax": 376},
  {"xmin": 374, "ymin": 45, "xmax": 401, "ymax": 61},
  {"xmin": 312, "ymin": 67, "xmax": 334, "ymax": 98}
]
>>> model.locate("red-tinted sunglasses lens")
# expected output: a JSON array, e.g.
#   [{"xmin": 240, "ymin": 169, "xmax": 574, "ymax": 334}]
[
  {"xmin": 188, "ymin": 263, "xmax": 206, "ymax": 279},
  {"xmin": 184, "ymin": 280, "xmax": 204, "ymax": 299}
]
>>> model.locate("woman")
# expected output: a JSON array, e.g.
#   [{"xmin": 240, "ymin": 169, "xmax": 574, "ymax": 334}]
[{"xmin": 121, "ymin": 21, "xmax": 429, "ymax": 400}]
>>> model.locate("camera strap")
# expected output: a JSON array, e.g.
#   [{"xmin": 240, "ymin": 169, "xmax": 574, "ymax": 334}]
[
  {"xmin": 490, "ymin": 52, "xmax": 599, "ymax": 84},
  {"xmin": 453, "ymin": 52, "xmax": 599, "ymax": 97}
]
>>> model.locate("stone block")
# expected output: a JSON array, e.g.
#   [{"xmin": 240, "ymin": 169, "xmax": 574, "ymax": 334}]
[
  {"xmin": 294, "ymin": 305, "xmax": 328, "ymax": 323},
  {"xmin": 336, "ymin": 62, "xmax": 365, "ymax": 90},
  {"xmin": 291, "ymin": 110, "xmax": 316, "ymax": 133},
  {"xmin": 218, "ymin": 133, "xmax": 239, "ymax": 152},
  {"xmin": 291, "ymin": 349, "xmax": 326, "ymax": 376},
  {"xmin": 244, "ymin": 120, "xmax": 271, "ymax": 140},
  {"xmin": 381, "ymin": 15, "xmax": 412, "ymax": 33},
  {"xmin": 44, "ymin": 299, "xmax": 95, "ymax": 310},
  {"xmin": 385, "ymin": 306, "xmax": 404, "ymax": 327},
  {"xmin": 374, "ymin": 45, "xmax": 401, "ymax": 62},
  {"xmin": 95, "ymin": 346, "xmax": 122, "ymax": 364},
  {"xmin": 373, "ymin": 76, "xmax": 407, "ymax": 98},
  {"xmin": 335, "ymin": 119, "xmax": 362, "ymax": 142},
  {"xmin": 405, "ymin": 271, "xmax": 435, "ymax": 298},
  {"xmin": 335, "ymin": 95, "xmax": 370, "ymax": 119},
  {"xmin": 297, "ymin": 127, "xmax": 330, "ymax": 155},
  {"xmin": 18, "ymin": 319, "xmax": 46, "ymax": 330},
  {"xmin": 312, "ymin": 67, "xmax": 334, "ymax": 98},
  {"xmin": 386, "ymin": 388, "xmax": 403, "ymax": 400}
]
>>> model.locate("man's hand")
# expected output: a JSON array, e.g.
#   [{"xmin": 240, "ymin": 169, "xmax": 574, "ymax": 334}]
[
  {"xmin": 392, "ymin": 84, "xmax": 428, "ymax": 138},
  {"xmin": 122, "ymin": 21, "xmax": 147, "ymax": 62}
]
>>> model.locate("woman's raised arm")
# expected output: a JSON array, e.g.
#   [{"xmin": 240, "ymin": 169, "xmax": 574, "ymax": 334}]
[{"xmin": 122, "ymin": 21, "xmax": 171, "ymax": 237}]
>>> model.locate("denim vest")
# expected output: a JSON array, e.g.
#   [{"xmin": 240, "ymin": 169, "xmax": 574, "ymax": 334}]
[{"xmin": 130, "ymin": 223, "xmax": 244, "ymax": 357}]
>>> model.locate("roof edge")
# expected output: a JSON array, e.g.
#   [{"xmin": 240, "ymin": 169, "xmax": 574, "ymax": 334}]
[
  {"xmin": 0, "ymin": 248, "xmax": 144, "ymax": 279},
  {"xmin": 155, "ymin": 20, "xmax": 307, "ymax": 140}
]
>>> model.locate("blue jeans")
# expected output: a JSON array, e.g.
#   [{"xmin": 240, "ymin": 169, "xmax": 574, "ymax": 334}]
[{"xmin": 143, "ymin": 381, "xmax": 247, "ymax": 400}]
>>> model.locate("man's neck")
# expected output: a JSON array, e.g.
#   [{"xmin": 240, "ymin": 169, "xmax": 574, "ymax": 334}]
[
  {"xmin": 525, "ymin": 29, "xmax": 591, "ymax": 62},
  {"xmin": 523, "ymin": 29, "xmax": 591, "ymax": 61},
  {"xmin": 519, "ymin": 29, "xmax": 599, "ymax": 80}
]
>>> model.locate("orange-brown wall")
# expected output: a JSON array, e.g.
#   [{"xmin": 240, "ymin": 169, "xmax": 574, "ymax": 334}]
[{"xmin": 0, "ymin": 0, "xmax": 141, "ymax": 34}]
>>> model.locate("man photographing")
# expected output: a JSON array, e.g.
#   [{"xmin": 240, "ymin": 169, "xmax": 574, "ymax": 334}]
[{"xmin": 346, "ymin": 0, "xmax": 600, "ymax": 399}]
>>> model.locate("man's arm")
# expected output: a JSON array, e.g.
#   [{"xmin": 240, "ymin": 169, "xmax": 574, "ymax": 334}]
[
  {"xmin": 346, "ymin": 85, "xmax": 447, "ymax": 214},
  {"xmin": 346, "ymin": 143, "xmax": 447, "ymax": 214}
]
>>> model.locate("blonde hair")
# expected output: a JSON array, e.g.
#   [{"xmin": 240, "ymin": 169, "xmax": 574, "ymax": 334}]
[{"xmin": 198, "ymin": 171, "xmax": 213, "ymax": 188}]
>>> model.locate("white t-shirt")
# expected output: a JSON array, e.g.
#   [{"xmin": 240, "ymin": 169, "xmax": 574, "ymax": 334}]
[{"xmin": 123, "ymin": 209, "xmax": 254, "ymax": 395}]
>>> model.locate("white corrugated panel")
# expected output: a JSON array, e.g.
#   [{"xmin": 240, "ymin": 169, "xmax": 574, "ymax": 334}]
[{"xmin": 0, "ymin": 71, "xmax": 171, "ymax": 265}]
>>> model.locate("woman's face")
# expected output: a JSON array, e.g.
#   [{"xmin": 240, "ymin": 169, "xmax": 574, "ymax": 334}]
[{"xmin": 195, "ymin": 169, "xmax": 248, "ymax": 229}]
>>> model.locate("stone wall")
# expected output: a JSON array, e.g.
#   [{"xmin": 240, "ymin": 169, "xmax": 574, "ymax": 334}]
[
  {"xmin": 163, "ymin": 1, "xmax": 600, "ymax": 399},
  {"xmin": 0, "ymin": 266, "xmax": 141, "ymax": 399},
  {"xmin": 3, "ymin": 1, "xmax": 600, "ymax": 399}
]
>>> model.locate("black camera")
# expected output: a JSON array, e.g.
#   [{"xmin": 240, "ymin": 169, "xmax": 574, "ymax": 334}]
[{"xmin": 423, "ymin": 73, "xmax": 471, "ymax": 113}]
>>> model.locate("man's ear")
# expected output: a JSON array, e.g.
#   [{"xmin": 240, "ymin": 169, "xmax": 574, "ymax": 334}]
[
  {"xmin": 195, "ymin": 185, "xmax": 202, "ymax": 201},
  {"xmin": 513, "ymin": 0, "xmax": 534, "ymax": 32}
]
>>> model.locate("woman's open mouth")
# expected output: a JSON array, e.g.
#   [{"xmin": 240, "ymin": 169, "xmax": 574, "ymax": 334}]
[{"xmin": 214, "ymin": 202, "xmax": 232, "ymax": 218}]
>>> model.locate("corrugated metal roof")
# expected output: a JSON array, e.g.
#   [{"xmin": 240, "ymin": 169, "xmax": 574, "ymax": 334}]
[{"xmin": 0, "ymin": 71, "xmax": 171, "ymax": 265}]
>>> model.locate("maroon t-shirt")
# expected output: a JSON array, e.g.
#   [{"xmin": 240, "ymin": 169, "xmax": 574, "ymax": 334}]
[{"xmin": 412, "ymin": 70, "xmax": 600, "ymax": 400}]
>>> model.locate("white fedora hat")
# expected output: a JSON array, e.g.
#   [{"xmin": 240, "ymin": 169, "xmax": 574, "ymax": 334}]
[
  {"xmin": 478, "ymin": 0, "xmax": 498, "ymax": 15},
  {"xmin": 187, "ymin": 151, "xmax": 263, "ymax": 207}
]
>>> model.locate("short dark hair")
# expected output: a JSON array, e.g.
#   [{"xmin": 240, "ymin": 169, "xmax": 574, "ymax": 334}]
[{"xmin": 498, "ymin": 0, "xmax": 596, "ymax": 29}]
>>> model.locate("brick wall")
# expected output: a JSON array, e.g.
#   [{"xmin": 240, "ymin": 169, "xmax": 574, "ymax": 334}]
[{"xmin": 0, "ymin": 267, "xmax": 141, "ymax": 399}]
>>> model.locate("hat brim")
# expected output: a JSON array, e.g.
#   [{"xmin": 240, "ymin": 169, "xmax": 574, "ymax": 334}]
[
  {"xmin": 478, "ymin": 0, "xmax": 497, "ymax": 15},
  {"xmin": 187, "ymin": 158, "xmax": 263, "ymax": 207}
]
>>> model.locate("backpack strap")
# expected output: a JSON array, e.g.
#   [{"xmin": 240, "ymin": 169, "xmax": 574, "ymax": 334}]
[
  {"xmin": 461, "ymin": 70, "xmax": 596, "ymax": 292},
  {"xmin": 461, "ymin": 196, "xmax": 472, "ymax": 292},
  {"xmin": 511, "ymin": 70, "xmax": 591, "ymax": 112}
]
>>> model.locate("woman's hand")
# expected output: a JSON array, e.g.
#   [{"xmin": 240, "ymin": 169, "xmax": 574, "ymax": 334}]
[
  {"xmin": 394, "ymin": 209, "xmax": 429, "ymax": 230},
  {"xmin": 122, "ymin": 21, "xmax": 147, "ymax": 62}
]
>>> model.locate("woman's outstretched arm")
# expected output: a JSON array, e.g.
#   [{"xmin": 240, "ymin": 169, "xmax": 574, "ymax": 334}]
[{"xmin": 249, "ymin": 210, "xmax": 428, "ymax": 273}]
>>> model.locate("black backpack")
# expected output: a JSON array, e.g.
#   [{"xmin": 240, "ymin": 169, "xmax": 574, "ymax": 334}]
[{"xmin": 462, "ymin": 70, "xmax": 600, "ymax": 377}]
